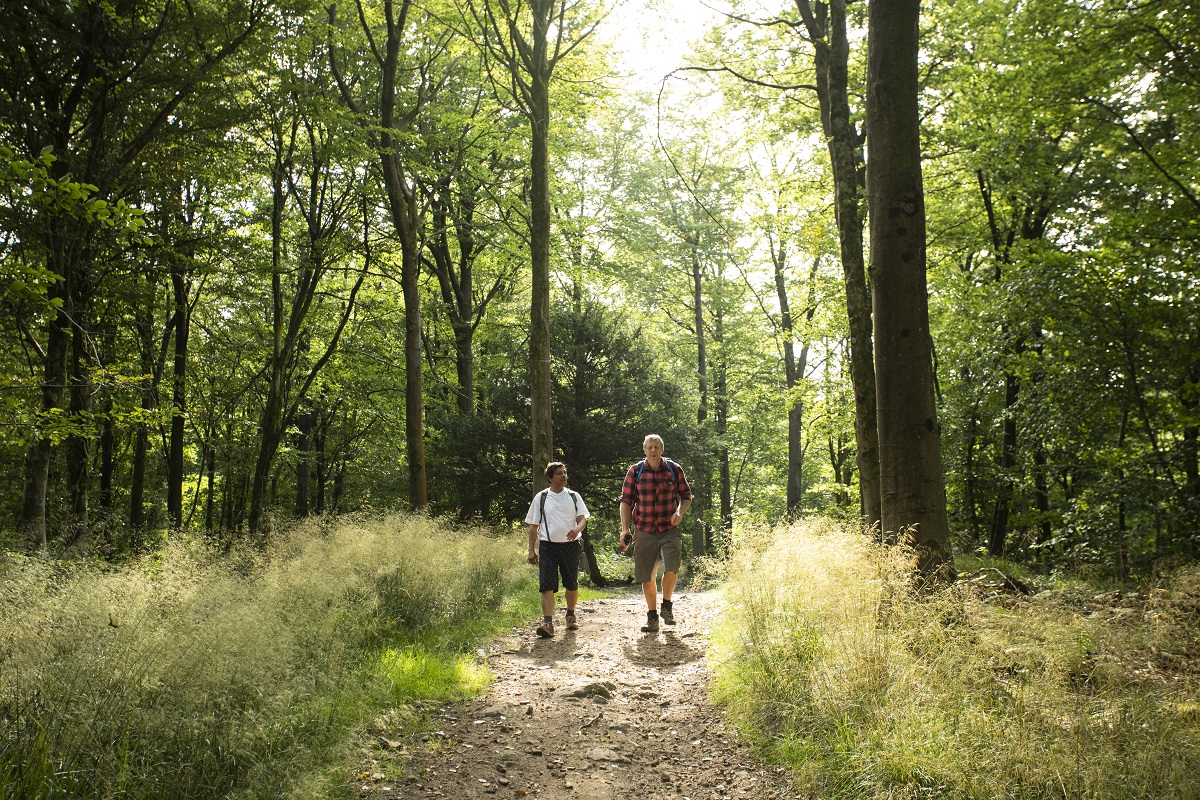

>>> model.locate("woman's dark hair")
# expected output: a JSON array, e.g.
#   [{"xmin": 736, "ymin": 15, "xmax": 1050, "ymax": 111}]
[{"xmin": 545, "ymin": 461, "xmax": 566, "ymax": 481}]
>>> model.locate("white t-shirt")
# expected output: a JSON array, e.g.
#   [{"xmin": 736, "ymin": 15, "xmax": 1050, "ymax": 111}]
[{"xmin": 524, "ymin": 488, "xmax": 591, "ymax": 543}]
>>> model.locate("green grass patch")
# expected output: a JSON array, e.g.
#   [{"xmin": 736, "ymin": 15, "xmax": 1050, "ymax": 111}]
[
  {"xmin": 0, "ymin": 514, "xmax": 538, "ymax": 799},
  {"xmin": 378, "ymin": 647, "xmax": 491, "ymax": 705},
  {"xmin": 709, "ymin": 518, "xmax": 1200, "ymax": 800}
]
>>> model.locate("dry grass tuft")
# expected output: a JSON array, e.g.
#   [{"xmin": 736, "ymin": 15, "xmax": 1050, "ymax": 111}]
[
  {"xmin": 710, "ymin": 517, "xmax": 1200, "ymax": 800},
  {"xmin": 0, "ymin": 514, "xmax": 533, "ymax": 799}
]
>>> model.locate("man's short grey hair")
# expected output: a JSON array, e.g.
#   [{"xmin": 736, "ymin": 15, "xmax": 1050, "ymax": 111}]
[{"xmin": 643, "ymin": 434, "xmax": 664, "ymax": 448}]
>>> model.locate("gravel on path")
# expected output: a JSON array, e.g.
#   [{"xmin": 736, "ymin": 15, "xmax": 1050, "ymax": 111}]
[{"xmin": 357, "ymin": 590, "xmax": 795, "ymax": 800}]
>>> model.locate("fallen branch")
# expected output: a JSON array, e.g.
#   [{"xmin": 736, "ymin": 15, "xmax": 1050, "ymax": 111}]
[{"xmin": 962, "ymin": 567, "xmax": 1033, "ymax": 595}]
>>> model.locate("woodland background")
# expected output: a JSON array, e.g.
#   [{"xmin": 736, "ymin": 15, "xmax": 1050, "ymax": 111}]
[{"xmin": 1, "ymin": 0, "xmax": 1197, "ymax": 578}]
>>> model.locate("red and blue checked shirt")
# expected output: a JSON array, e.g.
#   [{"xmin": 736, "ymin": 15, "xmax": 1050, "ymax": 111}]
[{"xmin": 620, "ymin": 459, "xmax": 692, "ymax": 533}]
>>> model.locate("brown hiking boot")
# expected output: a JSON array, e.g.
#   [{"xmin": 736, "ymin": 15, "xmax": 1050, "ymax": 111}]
[
  {"xmin": 536, "ymin": 620, "xmax": 554, "ymax": 638},
  {"xmin": 640, "ymin": 611, "xmax": 660, "ymax": 633},
  {"xmin": 565, "ymin": 612, "xmax": 579, "ymax": 630}
]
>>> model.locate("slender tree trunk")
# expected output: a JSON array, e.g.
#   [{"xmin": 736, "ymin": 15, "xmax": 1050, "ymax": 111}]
[
  {"xmin": 295, "ymin": 410, "xmax": 313, "ymax": 518},
  {"xmin": 249, "ymin": 155, "xmax": 288, "ymax": 537},
  {"xmin": 99, "ymin": 408, "xmax": 114, "ymax": 510},
  {"xmin": 801, "ymin": 0, "xmax": 881, "ymax": 526},
  {"xmin": 774, "ymin": 242, "xmax": 802, "ymax": 512},
  {"xmin": 776, "ymin": 255, "xmax": 820, "ymax": 514},
  {"xmin": 1116, "ymin": 406, "xmax": 1130, "ymax": 577},
  {"xmin": 315, "ymin": 413, "xmax": 328, "ymax": 514},
  {"xmin": 375, "ymin": 166, "xmax": 429, "ymax": 508},
  {"xmin": 528, "ymin": 5, "xmax": 554, "ymax": 493},
  {"xmin": 1033, "ymin": 442, "xmax": 1051, "ymax": 544},
  {"xmin": 866, "ymin": 0, "xmax": 953, "ymax": 577},
  {"xmin": 988, "ymin": 371, "xmax": 1020, "ymax": 556},
  {"xmin": 400, "ymin": 237, "xmax": 428, "ymax": 507},
  {"xmin": 167, "ymin": 269, "xmax": 189, "ymax": 529},
  {"xmin": 205, "ymin": 444, "xmax": 216, "ymax": 535},
  {"xmin": 715, "ymin": 307, "xmax": 732, "ymax": 537},
  {"xmin": 960, "ymin": 367, "xmax": 982, "ymax": 541},
  {"xmin": 66, "ymin": 300, "xmax": 92, "ymax": 540},
  {"xmin": 22, "ymin": 243, "xmax": 75, "ymax": 549},
  {"xmin": 580, "ymin": 528, "xmax": 606, "ymax": 587},
  {"xmin": 691, "ymin": 245, "xmax": 710, "ymax": 556}
]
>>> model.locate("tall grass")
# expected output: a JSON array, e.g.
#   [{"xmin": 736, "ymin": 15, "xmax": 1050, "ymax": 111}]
[
  {"xmin": 710, "ymin": 518, "xmax": 1200, "ymax": 800},
  {"xmin": 0, "ymin": 514, "xmax": 536, "ymax": 799}
]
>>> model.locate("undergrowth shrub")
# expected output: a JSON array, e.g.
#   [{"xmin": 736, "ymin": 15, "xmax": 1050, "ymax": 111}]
[
  {"xmin": 710, "ymin": 517, "xmax": 1200, "ymax": 800},
  {"xmin": 0, "ymin": 514, "xmax": 534, "ymax": 799}
]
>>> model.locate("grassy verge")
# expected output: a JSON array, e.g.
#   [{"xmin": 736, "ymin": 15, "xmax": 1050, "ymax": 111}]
[
  {"xmin": 0, "ymin": 514, "xmax": 540, "ymax": 799},
  {"xmin": 709, "ymin": 518, "xmax": 1200, "ymax": 800}
]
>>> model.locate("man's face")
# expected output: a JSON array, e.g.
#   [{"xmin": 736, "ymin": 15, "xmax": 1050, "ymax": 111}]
[
  {"xmin": 643, "ymin": 438, "xmax": 664, "ymax": 461},
  {"xmin": 549, "ymin": 466, "xmax": 569, "ymax": 490}
]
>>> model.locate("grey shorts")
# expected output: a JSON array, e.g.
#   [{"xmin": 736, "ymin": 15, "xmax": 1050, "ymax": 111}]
[{"xmin": 632, "ymin": 527, "xmax": 682, "ymax": 584}]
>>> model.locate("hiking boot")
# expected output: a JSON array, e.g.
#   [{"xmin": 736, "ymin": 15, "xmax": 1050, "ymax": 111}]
[
  {"xmin": 660, "ymin": 601, "xmax": 675, "ymax": 626},
  {"xmin": 565, "ymin": 612, "xmax": 579, "ymax": 630},
  {"xmin": 536, "ymin": 620, "xmax": 555, "ymax": 638},
  {"xmin": 640, "ymin": 611, "xmax": 660, "ymax": 633}
]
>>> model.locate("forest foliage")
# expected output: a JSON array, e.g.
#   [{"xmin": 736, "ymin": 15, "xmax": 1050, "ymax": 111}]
[{"xmin": 0, "ymin": 0, "xmax": 1196, "ymax": 576}]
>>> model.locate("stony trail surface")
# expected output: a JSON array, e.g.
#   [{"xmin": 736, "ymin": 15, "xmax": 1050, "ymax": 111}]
[{"xmin": 360, "ymin": 590, "xmax": 795, "ymax": 800}]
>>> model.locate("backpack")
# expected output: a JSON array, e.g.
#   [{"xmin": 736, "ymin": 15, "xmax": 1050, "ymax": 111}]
[
  {"xmin": 538, "ymin": 488, "xmax": 580, "ymax": 537},
  {"xmin": 633, "ymin": 458, "xmax": 681, "ymax": 491}
]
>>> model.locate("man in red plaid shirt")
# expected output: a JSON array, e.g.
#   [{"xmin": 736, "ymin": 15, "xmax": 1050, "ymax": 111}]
[{"xmin": 618, "ymin": 434, "xmax": 692, "ymax": 632}]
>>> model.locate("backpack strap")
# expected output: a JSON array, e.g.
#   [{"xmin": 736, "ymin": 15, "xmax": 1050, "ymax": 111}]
[
  {"xmin": 538, "ymin": 488, "xmax": 580, "ymax": 538},
  {"xmin": 634, "ymin": 458, "xmax": 679, "ymax": 491}
]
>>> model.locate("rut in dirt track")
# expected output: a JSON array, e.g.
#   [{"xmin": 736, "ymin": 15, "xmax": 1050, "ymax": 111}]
[{"xmin": 362, "ymin": 589, "xmax": 795, "ymax": 800}]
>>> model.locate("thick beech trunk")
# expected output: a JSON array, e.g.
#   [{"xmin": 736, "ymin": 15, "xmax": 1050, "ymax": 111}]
[{"xmin": 866, "ymin": 0, "xmax": 953, "ymax": 577}]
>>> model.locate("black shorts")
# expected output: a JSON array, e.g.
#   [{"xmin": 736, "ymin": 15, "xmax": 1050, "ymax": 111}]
[{"xmin": 539, "ymin": 540, "xmax": 581, "ymax": 593}]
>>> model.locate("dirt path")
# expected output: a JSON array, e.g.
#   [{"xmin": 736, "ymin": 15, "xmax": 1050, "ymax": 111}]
[{"xmin": 361, "ymin": 589, "xmax": 794, "ymax": 800}]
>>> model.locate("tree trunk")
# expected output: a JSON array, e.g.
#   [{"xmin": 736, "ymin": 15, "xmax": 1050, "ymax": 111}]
[
  {"xmin": 295, "ymin": 410, "xmax": 313, "ymax": 518},
  {"xmin": 167, "ymin": 269, "xmax": 189, "ymax": 529},
  {"xmin": 691, "ymin": 245, "xmax": 710, "ymax": 556},
  {"xmin": 66, "ymin": 296, "xmax": 92, "ymax": 540},
  {"xmin": 315, "ymin": 411, "xmax": 328, "ymax": 514},
  {"xmin": 205, "ymin": 444, "xmax": 216, "ymax": 535},
  {"xmin": 961, "ymin": 367, "xmax": 982, "ymax": 541},
  {"xmin": 249, "ymin": 155, "xmax": 289, "ymax": 537},
  {"xmin": 99, "ymin": 407, "xmax": 114, "ymax": 510},
  {"xmin": 777, "ymin": 254, "xmax": 820, "ymax": 514},
  {"xmin": 774, "ymin": 242, "xmax": 802, "ymax": 512},
  {"xmin": 580, "ymin": 527, "xmax": 606, "ymax": 587},
  {"xmin": 22, "ymin": 240, "xmax": 75, "ymax": 549},
  {"xmin": 988, "ymin": 371, "xmax": 1020, "ymax": 556},
  {"xmin": 528, "ymin": 3, "xmax": 554, "ymax": 494},
  {"xmin": 866, "ymin": 0, "xmax": 953, "ymax": 577},
  {"xmin": 715, "ymin": 307, "xmax": 732, "ymax": 538},
  {"xmin": 1033, "ymin": 442, "xmax": 1051, "ymax": 544},
  {"xmin": 801, "ymin": 0, "xmax": 881, "ymax": 527},
  {"xmin": 400, "ymin": 233, "xmax": 428, "ymax": 508}
]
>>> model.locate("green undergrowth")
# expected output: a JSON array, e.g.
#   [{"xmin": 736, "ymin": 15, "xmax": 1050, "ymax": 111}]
[
  {"xmin": 709, "ymin": 518, "xmax": 1200, "ymax": 800},
  {"xmin": 0, "ymin": 514, "xmax": 539, "ymax": 799}
]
